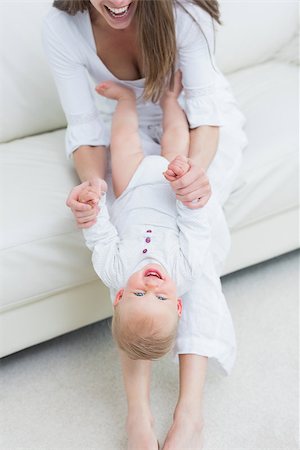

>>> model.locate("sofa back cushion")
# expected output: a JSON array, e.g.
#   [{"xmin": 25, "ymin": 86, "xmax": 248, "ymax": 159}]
[
  {"xmin": 0, "ymin": 0, "xmax": 298, "ymax": 143},
  {"xmin": 216, "ymin": 0, "xmax": 298, "ymax": 73},
  {"xmin": 0, "ymin": 1, "xmax": 66, "ymax": 143}
]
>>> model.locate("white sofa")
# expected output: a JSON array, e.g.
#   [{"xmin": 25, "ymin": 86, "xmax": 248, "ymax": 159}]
[{"xmin": 0, "ymin": 1, "xmax": 298, "ymax": 358}]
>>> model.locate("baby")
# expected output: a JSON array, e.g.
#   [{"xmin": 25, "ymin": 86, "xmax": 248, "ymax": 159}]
[{"xmin": 80, "ymin": 73, "xmax": 211, "ymax": 360}]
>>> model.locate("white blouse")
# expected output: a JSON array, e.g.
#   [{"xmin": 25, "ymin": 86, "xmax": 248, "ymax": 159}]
[{"xmin": 42, "ymin": 1, "xmax": 226, "ymax": 158}]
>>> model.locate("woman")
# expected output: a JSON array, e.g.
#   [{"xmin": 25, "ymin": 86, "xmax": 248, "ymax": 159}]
[{"xmin": 42, "ymin": 1, "xmax": 247, "ymax": 448}]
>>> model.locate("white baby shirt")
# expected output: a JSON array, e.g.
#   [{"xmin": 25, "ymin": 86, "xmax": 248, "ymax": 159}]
[{"xmin": 83, "ymin": 156, "xmax": 211, "ymax": 296}]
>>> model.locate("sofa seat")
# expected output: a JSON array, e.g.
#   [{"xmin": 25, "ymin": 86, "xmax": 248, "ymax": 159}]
[
  {"xmin": 225, "ymin": 60, "xmax": 298, "ymax": 229},
  {"xmin": 0, "ymin": 60, "xmax": 298, "ymax": 312},
  {"xmin": 0, "ymin": 130, "xmax": 94, "ymax": 309},
  {"xmin": 0, "ymin": 57, "xmax": 298, "ymax": 356}
]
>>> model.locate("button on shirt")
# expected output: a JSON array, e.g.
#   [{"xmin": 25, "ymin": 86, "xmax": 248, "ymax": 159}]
[{"xmin": 83, "ymin": 156, "xmax": 211, "ymax": 297}]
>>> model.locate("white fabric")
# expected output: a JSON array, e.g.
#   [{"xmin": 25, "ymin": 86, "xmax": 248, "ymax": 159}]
[
  {"xmin": 40, "ymin": 2, "xmax": 249, "ymax": 374},
  {"xmin": 0, "ymin": 1, "xmax": 66, "ymax": 143},
  {"xmin": 215, "ymin": 1, "xmax": 298, "ymax": 74},
  {"xmin": 1, "ymin": 57, "xmax": 297, "ymax": 316},
  {"xmin": 225, "ymin": 61, "xmax": 299, "ymax": 229},
  {"xmin": 274, "ymin": 30, "xmax": 299, "ymax": 66},
  {"xmin": 83, "ymin": 156, "xmax": 211, "ymax": 296},
  {"xmin": 0, "ymin": 1, "xmax": 297, "ymax": 143},
  {"xmin": 41, "ymin": 2, "xmax": 229, "ymax": 158},
  {"xmin": 175, "ymin": 1, "xmax": 225, "ymax": 127}
]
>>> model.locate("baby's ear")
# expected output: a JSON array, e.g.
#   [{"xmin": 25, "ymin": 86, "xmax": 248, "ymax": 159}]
[
  {"xmin": 177, "ymin": 298, "xmax": 183, "ymax": 317},
  {"xmin": 113, "ymin": 289, "xmax": 124, "ymax": 306}
]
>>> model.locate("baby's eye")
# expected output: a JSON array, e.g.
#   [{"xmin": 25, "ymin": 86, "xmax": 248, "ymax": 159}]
[
  {"xmin": 156, "ymin": 295, "xmax": 168, "ymax": 301},
  {"xmin": 134, "ymin": 292, "xmax": 145, "ymax": 297}
]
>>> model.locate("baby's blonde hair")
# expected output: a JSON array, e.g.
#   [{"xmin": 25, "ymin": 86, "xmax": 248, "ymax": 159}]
[{"xmin": 112, "ymin": 307, "xmax": 178, "ymax": 360}]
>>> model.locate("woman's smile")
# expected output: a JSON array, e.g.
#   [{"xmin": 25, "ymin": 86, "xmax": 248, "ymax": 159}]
[
  {"xmin": 90, "ymin": 0, "xmax": 138, "ymax": 29},
  {"xmin": 104, "ymin": 3, "xmax": 132, "ymax": 18}
]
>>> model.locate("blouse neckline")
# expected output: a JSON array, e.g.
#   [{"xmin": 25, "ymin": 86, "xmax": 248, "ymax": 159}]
[{"xmin": 84, "ymin": 10, "xmax": 145, "ymax": 87}]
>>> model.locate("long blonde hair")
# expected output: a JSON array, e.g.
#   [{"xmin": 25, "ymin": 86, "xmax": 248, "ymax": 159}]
[{"xmin": 52, "ymin": 0, "xmax": 221, "ymax": 99}]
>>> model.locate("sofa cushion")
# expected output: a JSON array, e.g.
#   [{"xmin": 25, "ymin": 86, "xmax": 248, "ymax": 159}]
[
  {"xmin": 0, "ymin": 1, "xmax": 298, "ymax": 143},
  {"xmin": 0, "ymin": 130, "xmax": 97, "ymax": 308},
  {"xmin": 216, "ymin": 1, "xmax": 298, "ymax": 74},
  {"xmin": 273, "ymin": 30, "xmax": 299, "ymax": 66},
  {"xmin": 0, "ymin": 59, "xmax": 298, "ymax": 309},
  {"xmin": 225, "ymin": 61, "xmax": 298, "ymax": 229},
  {"xmin": 0, "ymin": 1, "xmax": 66, "ymax": 143}
]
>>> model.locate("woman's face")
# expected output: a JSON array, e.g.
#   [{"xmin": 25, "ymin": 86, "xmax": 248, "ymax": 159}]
[{"xmin": 89, "ymin": 1, "xmax": 138, "ymax": 29}]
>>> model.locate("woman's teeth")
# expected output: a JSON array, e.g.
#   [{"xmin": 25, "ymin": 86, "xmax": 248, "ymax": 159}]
[{"xmin": 106, "ymin": 4, "xmax": 130, "ymax": 17}]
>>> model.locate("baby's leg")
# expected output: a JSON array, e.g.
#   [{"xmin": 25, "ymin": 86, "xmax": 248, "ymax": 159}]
[
  {"xmin": 160, "ymin": 71, "xmax": 190, "ymax": 163},
  {"xmin": 96, "ymin": 82, "xmax": 143, "ymax": 198}
]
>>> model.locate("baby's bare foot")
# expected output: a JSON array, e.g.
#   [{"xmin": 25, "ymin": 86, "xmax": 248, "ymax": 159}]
[
  {"xmin": 164, "ymin": 155, "xmax": 190, "ymax": 181},
  {"xmin": 78, "ymin": 178, "xmax": 107, "ymax": 206},
  {"xmin": 162, "ymin": 412, "xmax": 204, "ymax": 450},
  {"xmin": 95, "ymin": 80, "xmax": 135, "ymax": 102},
  {"xmin": 78, "ymin": 188, "xmax": 97, "ymax": 206},
  {"xmin": 126, "ymin": 413, "xmax": 159, "ymax": 450}
]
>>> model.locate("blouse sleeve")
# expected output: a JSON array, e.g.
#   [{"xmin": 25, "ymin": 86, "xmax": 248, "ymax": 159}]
[
  {"xmin": 42, "ymin": 13, "xmax": 109, "ymax": 159},
  {"xmin": 176, "ymin": 200, "xmax": 211, "ymax": 280},
  {"xmin": 175, "ymin": 2, "xmax": 223, "ymax": 128},
  {"xmin": 83, "ymin": 194, "xmax": 122, "ymax": 290}
]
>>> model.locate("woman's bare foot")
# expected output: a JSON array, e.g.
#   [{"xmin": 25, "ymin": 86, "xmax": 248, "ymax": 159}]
[
  {"xmin": 95, "ymin": 80, "xmax": 135, "ymax": 102},
  {"xmin": 162, "ymin": 408, "xmax": 204, "ymax": 450},
  {"xmin": 126, "ymin": 412, "xmax": 159, "ymax": 450},
  {"xmin": 164, "ymin": 155, "xmax": 190, "ymax": 182}
]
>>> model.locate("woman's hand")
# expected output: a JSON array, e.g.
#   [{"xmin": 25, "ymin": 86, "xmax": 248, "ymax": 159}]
[
  {"xmin": 169, "ymin": 160, "xmax": 211, "ymax": 209},
  {"xmin": 66, "ymin": 178, "xmax": 107, "ymax": 228}
]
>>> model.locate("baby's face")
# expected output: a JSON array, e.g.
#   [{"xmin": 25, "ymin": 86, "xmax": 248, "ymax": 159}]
[{"xmin": 114, "ymin": 263, "xmax": 182, "ymax": 321}]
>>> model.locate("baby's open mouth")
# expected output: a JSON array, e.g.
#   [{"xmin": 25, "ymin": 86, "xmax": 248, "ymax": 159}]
[
  {"xmin": 144, "ymin": 269, "xmax": 163, "ymax": 279},
  {"xmin": 104, "ymin": 2, "xmax": 132, "ymax": 18}
]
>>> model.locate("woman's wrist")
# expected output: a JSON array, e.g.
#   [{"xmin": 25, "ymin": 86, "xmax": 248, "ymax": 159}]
[
  {"xmin": 73, "ymin": 145, "xmax": 108, "ymax": 182},
  {"xmin": 188, "ymin": 125, "xmax": 220, "ymax": 171}
]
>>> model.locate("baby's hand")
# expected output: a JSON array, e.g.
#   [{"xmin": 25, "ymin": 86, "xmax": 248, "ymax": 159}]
[
  {"xmin": 164, "ymin": 155, "xmax": 190, "ymax": 182},
  {"xmin": 78, "ymin": 178, "xmax": 107, "ymax": 207}
]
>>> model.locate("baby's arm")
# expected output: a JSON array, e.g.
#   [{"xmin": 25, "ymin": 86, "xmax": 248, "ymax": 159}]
[
  {"xmin": 82, "ymin": 195, "xmax": 122, "ymax": 289},
  {"xmin": 176, "ymin": 200, "xmax": 211, "ymax": 279}
]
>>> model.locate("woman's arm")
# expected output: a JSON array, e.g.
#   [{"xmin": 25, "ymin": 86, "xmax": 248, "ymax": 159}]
[
  {"xmin": 73, "ymin": 145, "xmax": 107, "ymax": 182},
  {"xmin": 171, "ymin": 4, "xmax": 223, "ymax": 208},
  {"xmin": 188, "ymin": 125, "xmax": 219, "ymax": 171},
  {"xmin": 66, "ymin": 145, "xmax": 108, "ymax": 229},
  {"xmin": 169, "ymin": 125, "xmax": 218, "ymax": 209},
  {"xmin": 42, "ymin": 16, "xmax": 110, "ymax": 226}
]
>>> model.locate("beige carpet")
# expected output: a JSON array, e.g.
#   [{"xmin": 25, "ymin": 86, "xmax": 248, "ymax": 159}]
[{"xmin": 1, "ymin": 250, "xmax": 298, "ymax": 450}]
